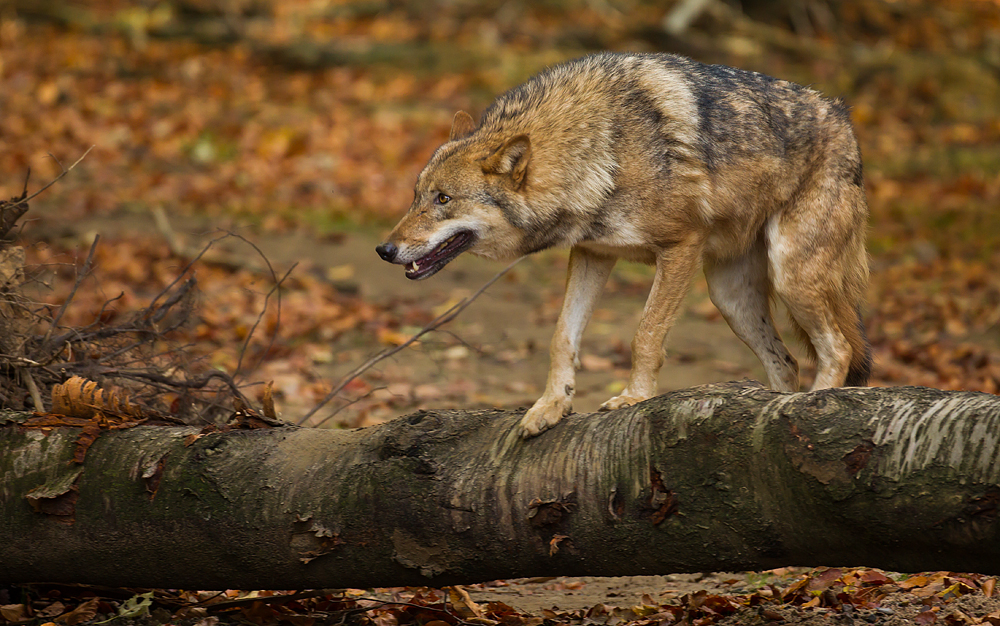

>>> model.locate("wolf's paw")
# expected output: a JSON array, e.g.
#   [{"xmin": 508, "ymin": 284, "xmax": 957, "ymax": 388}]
[
  {"xmin": 599, "ymin": 393, "xmax": 647, "ymax": 412},
  {"xmin": 519, "ymin": 396, "xmax": 570, "ymax": 439}
]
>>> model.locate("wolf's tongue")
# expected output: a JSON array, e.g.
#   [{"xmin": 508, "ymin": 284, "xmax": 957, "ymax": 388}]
[{"xmin": 403, "ymin": 230, "xmax": 476, "ymax": 280}]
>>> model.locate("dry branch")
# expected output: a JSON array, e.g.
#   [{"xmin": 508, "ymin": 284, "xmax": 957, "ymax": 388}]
[{"xmin": 0, "ymin": 156, "xmax": 274, "ymax": 423}]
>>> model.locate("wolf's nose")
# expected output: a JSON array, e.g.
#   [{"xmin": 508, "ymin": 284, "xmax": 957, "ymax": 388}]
[{"xmin": 375, "ymin": 242, "xmax": 397, "ymax": 262}]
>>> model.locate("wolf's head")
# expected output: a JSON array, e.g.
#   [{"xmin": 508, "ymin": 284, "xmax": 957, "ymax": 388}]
[{"xmin": 376, "ymin": 111, "xmax": 532, "ymax": 280}]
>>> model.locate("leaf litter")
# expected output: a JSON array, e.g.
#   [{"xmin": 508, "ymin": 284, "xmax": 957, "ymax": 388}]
[{"xmin": 4, "ymin": 568, "xmax": 1000, "ymax": 625}]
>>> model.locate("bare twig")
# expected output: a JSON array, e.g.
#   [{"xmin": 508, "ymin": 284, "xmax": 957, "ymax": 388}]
[
  {"xmin": 234, "ymin": 258, "xmax": 294, "ymax": 380},
  {"xmin": 19, "ymin": 367, "xmax": 44, "ymax": 412},
  {"xmin": 145, "ymin": 232, "xmax": 227, "ymax": 312},
  {"xmin": 0, "ymin": 170, "xmax": 31, "ymax": 240},
  {"xmin": 151, "ymin": 205, "xmax": 187, "ymax": 257},
  {"xmin": 298, "ymin": 257, "xmax": 525, "ymax": 426},
  {"xmin": 19, "ymin": 146, "xmax": 94, "ymax": 206},
  {"xmin": 41, "ymin": 234, "xmax": 99, "ymax": 347},
  {"xmin": 142, "ymin": 228, "xmax": 290, "ymax": 384},
  {"xmin": 149, "ymin": 276, "xmax": 197, "ymax": 326},
  {"xmin": 217, "ymin": 231, "xmax": 288, "ymax": 383},
  {"xmin": 310, "ymin": 385, "xmax": 385, "ymax": 429},
  {"xmin": 0, "ymin": 355, "xmax": 42, "ymax": 367}
]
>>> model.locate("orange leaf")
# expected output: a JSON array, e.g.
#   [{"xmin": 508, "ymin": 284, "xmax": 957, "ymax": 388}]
[
  {"xmin": 983, "ymin": 578, "xmax": 996, "ymax": 598},
  {"xmin": 899, "ymin": 575, "xmax": 933, "ymax": 590},
  {"xmin": 859, "ymin": 569, "xmax": 893, "ymax": 585}
]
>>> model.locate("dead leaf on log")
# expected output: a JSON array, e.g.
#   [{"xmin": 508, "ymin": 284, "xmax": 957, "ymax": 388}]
[
  {"xmin": 51, "ymin": 376, "xmax": 145, "ymax": 420},
  {"xmin": 184, "ymin": 425, "xmax": 217, "ymax": 446},
  {"xmin": 226, "ymin": 396, "xmax": 287, "ymax": 429},
  {"xmin": 842, "ymin": 440, "xmax": 875, "ymax": 475},
  {"xmin": 72, "ymin": 422, "xmax": 101, "ymax": 464},
  {"xmin": 262, "ymin": 380, "xmax": 277, "ymax": 420},
  {"xmin": 649, "ymin": 468, "xmax": 680, "ymax": 525},
  {"xmin": 527, "ymin": 498, "xmax": 575, "ymax": 528},
  {"xmin": 143, "ymin": 454, "xmax": 168, "ymax": 498},
  {"xmin": 25, "ymin": 467, "xmax": 84, "ymax": 521},
  {"xmin": 548, "ymin": 534, "xmax": 569, "ymax": 557}
]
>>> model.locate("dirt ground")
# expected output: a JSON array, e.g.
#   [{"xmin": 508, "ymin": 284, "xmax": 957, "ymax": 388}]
[
  {"xmin": 436, "ymin": 574, "xmax": 738, "ymax": 614},
  {"xmin": 384, "ymin": 571, "xmax": 1000, "ymax": 624}
]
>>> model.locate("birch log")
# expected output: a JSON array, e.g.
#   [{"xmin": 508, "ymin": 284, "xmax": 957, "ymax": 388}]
[{"xmin": 2, "ymin": 381, "xmax": 999, "ymax": 589}]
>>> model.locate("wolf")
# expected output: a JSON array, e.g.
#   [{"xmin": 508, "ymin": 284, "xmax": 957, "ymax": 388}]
[{"xmin": 376, "ymin": 52, "xmax": 872, "ymax": 438}]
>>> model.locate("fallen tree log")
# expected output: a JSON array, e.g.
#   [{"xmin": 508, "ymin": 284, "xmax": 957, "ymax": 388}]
[{"xmin": 2, "ymin": 381, "xmax": 1000, "ymax": 589}]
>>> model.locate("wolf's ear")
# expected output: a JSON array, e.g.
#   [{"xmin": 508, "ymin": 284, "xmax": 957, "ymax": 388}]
[
  {"xmin": 482, "ymin": 135, "xmax": 531, "ymax": 190},
  {"xmin": 449, "ymin": 111, "xmax": 476, "ymax": 142}
]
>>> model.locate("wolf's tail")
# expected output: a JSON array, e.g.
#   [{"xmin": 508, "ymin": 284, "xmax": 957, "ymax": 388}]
[{"xmin": 844, "ymin": 304, "xmax": 873, "ymax": 386}]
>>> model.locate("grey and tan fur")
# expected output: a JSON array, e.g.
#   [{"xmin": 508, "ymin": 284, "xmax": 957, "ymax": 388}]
[{"xmin": 376, "ymin": 52, "xmax": 872, "ymax": 438}]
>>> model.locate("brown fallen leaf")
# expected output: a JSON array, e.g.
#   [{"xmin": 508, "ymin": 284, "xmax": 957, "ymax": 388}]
[
  {"xmin": 859, "ymin": 569, "xmax": 893, "ymax": 585},
  {"xmin": 807, "ymin": 568, "xmax": 845, "ymax": 592},
  {"xmin": 37, "ymin": 602, "xmax": 66, "ymax": 618},
  {"xmin": 0, "ymin": 604, "xmax": 27, "ymax": 622},
  {"xmin": 55, "ymin": 598, "xmax": 99, "ymax": 625},
  {"xmin": 447, "ymin": 586, "xmax": 484, "ymax": 620},
  {"xmin": 983, "ymin": 577, "xmax": 996, "ymax": 598},
  {"xmin": 759, "ymin": 607, "xmax": 785, "ymax": 621}
]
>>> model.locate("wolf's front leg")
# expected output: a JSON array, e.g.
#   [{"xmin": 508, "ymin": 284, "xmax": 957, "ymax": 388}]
[
  {"xmin": 519, "ymin": 247, "xmax": 616, "ymax": 438},
  {"xmin": 600, "ymin": 236, "xmax": 704, "ymax": 412}
]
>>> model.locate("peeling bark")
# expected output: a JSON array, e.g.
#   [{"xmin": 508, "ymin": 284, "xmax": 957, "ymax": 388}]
[{"xmin": 2, "ymin": 381, "xmax": 1000, "ymax": 589}]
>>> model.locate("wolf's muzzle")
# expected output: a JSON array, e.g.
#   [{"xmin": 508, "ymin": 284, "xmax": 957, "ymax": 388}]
[{"xmin": 375, "ymin": 242, "xmax": 398, "ymax": 262}]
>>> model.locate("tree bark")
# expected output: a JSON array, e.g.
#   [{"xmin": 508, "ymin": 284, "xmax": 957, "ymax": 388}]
[{"xmin": 2, "ymin": 381, "xmax": 1000, "ymax": 589}]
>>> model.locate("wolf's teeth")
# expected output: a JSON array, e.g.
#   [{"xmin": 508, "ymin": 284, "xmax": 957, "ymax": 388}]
[{"xmin": 409, "ymin": 261, "xmax": 419, "ymax": 272}]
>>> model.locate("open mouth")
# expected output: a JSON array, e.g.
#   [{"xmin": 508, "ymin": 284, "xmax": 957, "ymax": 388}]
[{"xmin": 404, "ymin": 230, "xmax": 476, "ymax": 280}]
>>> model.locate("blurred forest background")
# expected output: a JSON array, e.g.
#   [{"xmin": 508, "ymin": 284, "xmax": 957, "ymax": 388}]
[{"xmin": 1, "ymin": 0, "xmax": 999, "ymax": 426}]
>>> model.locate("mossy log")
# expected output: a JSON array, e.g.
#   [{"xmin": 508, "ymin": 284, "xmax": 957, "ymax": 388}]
[{"xmin": 2, "ymin": 381, "xmax": 1000, "ymax": 589}]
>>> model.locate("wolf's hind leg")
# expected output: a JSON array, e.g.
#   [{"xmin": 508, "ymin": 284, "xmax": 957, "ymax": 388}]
[
  {"xmin": 519, "ymin": 247, "xmax": 616, "ymax": 438},
  {"xmin": 766, "ymin": 185, "xmax": 870, "ymax": 390},
  {"xmin": 704, "ymin": 237, "xmax": 799, "ymax": 392}
]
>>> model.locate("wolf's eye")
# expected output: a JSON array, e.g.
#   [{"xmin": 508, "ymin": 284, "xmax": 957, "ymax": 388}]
[{"xmin": 434, "ymin": 193, "xmax": 451, "ymax": 205}]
